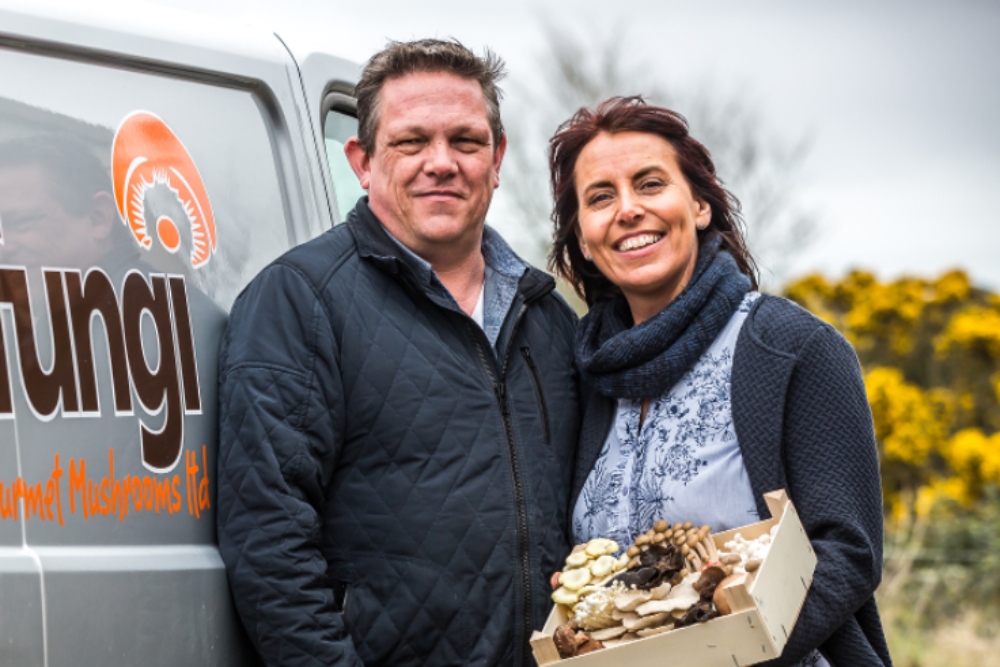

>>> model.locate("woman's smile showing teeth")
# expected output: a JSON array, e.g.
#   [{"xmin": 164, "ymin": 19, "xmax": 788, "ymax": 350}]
[
  {"xmin": 573, "ymin": 131, "xmax": 712, "ymax": 321},
  {"xmin": 616, "ymin": 233, "xmax": 663, "ymax": 252}
]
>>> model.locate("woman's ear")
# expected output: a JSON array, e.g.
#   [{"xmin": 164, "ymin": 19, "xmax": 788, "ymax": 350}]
[
  {"xmin": 576, "ymin": 229, "xmax": 592, "ymax": 262},
  {"xmin": 695, "ymin": 199, "xmax": 712, "ymax": 230}
]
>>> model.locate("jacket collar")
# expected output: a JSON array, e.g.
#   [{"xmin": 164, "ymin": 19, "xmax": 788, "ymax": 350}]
[{"xmin": 345, "ymin": 197, "xmax": 555, "ymax": 304}]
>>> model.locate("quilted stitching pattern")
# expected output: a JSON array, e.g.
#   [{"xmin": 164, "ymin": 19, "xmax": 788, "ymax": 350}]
[{"xmin": 218, "ymin": 206, "xmax": 580, "ymax": 667}]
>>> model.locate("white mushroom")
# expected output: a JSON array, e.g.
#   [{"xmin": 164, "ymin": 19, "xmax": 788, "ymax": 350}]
[{"xmin": 559, "ymin": 567, "xmax": 592, "ymax": 591}]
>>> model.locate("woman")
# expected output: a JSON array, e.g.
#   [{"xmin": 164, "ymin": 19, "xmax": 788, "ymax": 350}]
[{"xmin": 549, "ymin": 97, "xmax": 892, "ymax": 666}]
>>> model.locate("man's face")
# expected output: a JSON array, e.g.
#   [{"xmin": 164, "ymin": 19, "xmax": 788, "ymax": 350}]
[
  {"xmin": 0, "ymin": 163, "xmax": 108, "ymax": 269},
  {"xmin": 347, "ymin": 71, "xmax": 506, "ymax": 261}
]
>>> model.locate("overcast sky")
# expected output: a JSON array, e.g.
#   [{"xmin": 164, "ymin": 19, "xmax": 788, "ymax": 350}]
[{"xmin": 156, "ymin": 0, "xmax": 1000, "ymax": 288}]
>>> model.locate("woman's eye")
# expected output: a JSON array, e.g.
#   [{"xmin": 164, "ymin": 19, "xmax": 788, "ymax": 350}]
[
  {"xmin": 639, "ymin": 179, "xmax": 665, "ymax": 191},
  {"xmin": 587, "ymin": 193, "xmax": 612, "ymax": 207}
]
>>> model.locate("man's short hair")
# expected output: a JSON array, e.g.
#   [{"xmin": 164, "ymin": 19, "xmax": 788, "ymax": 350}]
[
  {"xmin": 354, "ymin": 38, "xmax": 506, "ymax": 154},
  {"xmin": 0, "ymin": 134, "xmax": 133, "ymax": 250}
]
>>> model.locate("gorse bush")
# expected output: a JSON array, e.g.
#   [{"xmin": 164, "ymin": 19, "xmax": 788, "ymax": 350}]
[
  {"xmin": 784, "ymin": 269, "xmax": 1000, "ymax": 518},
  {"xmin": 786, "ymin": 270, "xmax": 1000, "ymax": 660}
]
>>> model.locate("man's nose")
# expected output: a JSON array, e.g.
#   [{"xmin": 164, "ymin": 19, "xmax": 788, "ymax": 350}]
[{"xmin": 423, "ymin": 139, "xmax": 458, "ymax": 177}]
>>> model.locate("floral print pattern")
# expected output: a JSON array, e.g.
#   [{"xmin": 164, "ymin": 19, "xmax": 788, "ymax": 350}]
[{"xmin": 571, "ymin": 291, "xmax": 828, "ymax": 667}]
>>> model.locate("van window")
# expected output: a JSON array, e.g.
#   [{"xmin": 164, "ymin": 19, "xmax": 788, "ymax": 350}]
[
  {"xmin": 0, "ymin": 45, "xmax": 293, "ymax": 549},
  {"xmin": 323, "ymin": 101, "xmax": 366, "ymax": 222},
  {"xmin": 0, "ymin": 49, "xmax": 293, "ymax": 312}
]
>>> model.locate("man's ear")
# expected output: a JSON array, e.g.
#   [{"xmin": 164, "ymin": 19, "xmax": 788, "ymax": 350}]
[
  {"xmin": 344, "ymin": 137, "xmax": 372, "ymax": 190},
  {"xmin": 90, "ymin": 191, "xmax": 117, "ymax": 242},
  {"xmin": 492, "ymin": 133, "xmax": 507, "ymax": 189}
]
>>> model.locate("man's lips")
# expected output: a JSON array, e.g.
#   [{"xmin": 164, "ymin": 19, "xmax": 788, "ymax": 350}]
[{"xmin": 415, "ymin": 190, "xmax": 464, "ymax": 199}]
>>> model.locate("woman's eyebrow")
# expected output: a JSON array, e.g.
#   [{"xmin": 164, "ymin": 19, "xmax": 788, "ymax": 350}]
[
  {"xmin": 633, "ymin": 166, "xmax": 666, "ymax": 181},
  {"xmin": 581, "ymin": 179, "xmax": 613, "ymax": 196}
]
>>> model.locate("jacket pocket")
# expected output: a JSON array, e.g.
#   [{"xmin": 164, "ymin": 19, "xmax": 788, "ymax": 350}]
[
  {"xmin": 334, "ymin": 581, "xmax": 351, "ymax": 614},
  {"xmin": 342, "ymin": 555, "xmax": 475, "ymax": 663},
  {"xmin": 521, "ymin": 346, "xmax": 551, "ymax": 446}
]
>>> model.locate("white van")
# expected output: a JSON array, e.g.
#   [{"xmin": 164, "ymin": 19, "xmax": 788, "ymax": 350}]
[{"xmin": 0, "ymin": 2, "xmax": 362, "ymax": 664}]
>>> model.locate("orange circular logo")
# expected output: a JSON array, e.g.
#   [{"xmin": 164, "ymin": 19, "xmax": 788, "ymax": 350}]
[{"xmin": 111, "ymin": 112, "xmax": 217, "ymax": 268}]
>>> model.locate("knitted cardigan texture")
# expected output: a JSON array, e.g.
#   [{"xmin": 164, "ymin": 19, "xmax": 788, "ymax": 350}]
[{"xmin": 571, "ymin": 294, "xmax": 893, "ymax": 666}]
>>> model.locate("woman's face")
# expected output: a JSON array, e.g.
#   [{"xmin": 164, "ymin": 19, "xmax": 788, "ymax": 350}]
[{"xmin": 574, "ymin": 131, "xmax": 711, "ymax": 323}]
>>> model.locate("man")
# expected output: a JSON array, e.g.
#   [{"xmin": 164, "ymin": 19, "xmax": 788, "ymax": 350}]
[
  {"xmin": 0, "ymin": 135, "xmax": 124, "ymax": 272},
  {"xmin": 217, "ymin": 39, "xmax": 580, "ymax": 666}
]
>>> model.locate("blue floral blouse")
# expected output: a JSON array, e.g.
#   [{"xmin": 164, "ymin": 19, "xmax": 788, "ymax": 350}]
[{"xmin": 572, "ymin": 291, "xmax": 828, "ymax": 667}]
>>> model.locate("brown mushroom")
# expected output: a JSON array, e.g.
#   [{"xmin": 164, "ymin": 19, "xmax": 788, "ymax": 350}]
[
  {"xmin": 553, "ymin": 623, "xmax": 578, "ymax": 659},
  {"xmin": 576, "ymin": 638, "xmax": 605, "ymax": 656}
]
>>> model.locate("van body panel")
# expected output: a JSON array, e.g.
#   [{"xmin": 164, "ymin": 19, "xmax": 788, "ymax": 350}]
[
  {"xmin": 0, "ymin": 2, "xmax": 359, "ymax": 664},
  {"xmin": 0, "ymin": 550, "xmax": 45, "ymax": 666}
]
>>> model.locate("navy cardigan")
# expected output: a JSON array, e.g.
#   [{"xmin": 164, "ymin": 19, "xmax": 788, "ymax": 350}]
[{"xmin": 571, "ymin": 294, "xmax": 893, "ymax": 666}]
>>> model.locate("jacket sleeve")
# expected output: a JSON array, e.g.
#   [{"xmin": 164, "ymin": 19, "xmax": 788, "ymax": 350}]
[
  {"xmin": 770, "ymin": 324, "xmax": 885, "ymax": 665},
  {"xmin": 216, "ymin": 263, "xmax": 363, "ymax": 667}
]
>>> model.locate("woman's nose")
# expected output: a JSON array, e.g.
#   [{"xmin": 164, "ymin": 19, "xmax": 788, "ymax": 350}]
[{"xmin": 617, "ymin": 189, "xmax": 643, "ymax": 224}]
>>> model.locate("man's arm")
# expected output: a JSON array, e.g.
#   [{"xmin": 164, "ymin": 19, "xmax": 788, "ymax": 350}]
[{"xmin": 217, "ymin": 263, "xmax": 362, "ymax": 667}]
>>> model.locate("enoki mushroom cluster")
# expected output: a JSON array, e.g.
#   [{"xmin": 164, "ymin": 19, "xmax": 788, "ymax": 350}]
[{"xmin": 550, "ymin": 521, "xmax": 776, "ymax": 660}]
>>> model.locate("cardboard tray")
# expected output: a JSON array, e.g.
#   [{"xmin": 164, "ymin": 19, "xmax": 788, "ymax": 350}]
[{"xmin": 531, "ymin": 490, "xmax": 816, "ymax": 666}]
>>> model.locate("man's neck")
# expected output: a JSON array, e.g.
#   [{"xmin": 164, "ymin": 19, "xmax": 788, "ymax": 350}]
[
  {"xmin": 374, "ymin": 217, "xmax": 487, "ymax": 317},
  {"xmin": 433, "ymin": 250, "xmax": 486, "ymax": 317}
]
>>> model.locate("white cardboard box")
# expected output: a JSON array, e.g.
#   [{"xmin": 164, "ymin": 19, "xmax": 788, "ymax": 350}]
[{"xmin": 531, "ymin": 490, "xmax": 817, "ymax": 666}]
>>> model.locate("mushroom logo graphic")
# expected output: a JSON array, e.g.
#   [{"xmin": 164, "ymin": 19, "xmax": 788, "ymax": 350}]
[{"xmin": 111, "ymin": 111, "xmax": 217, "ymax": 268}]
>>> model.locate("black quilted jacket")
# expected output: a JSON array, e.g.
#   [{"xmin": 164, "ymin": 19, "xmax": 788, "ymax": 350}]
[
  {"xmin": 571, "ymin": 294, "xmax": 893, "ymax": 666},
  {"xmin": 217, "ymin": 201, "xmax": 580, "ymax": 666}
]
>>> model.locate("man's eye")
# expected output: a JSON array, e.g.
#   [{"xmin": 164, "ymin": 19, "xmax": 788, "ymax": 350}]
[
  {"xmin": 454, "ymin": 137, "xmax": 486, "ymax": 152},
  {"xmin": 392, "ymin": 138, "xmax": 424, "ymax": 149}
]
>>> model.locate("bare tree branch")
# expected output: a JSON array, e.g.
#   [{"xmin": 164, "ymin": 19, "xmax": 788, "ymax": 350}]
[{"xmin": 494, "ymin": 21, "xmax": 817, "ymax": 288}]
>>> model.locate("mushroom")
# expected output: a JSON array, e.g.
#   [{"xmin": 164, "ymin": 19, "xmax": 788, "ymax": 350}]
[
  {"xmin": 622, "ymin": 611, "xmax": 671, "ymax": 631},
  {"xmin": 576, "ymin": 638, "xmax": 604, "ymax": 656},
  {"xmin": 590, "ymin": 555, "xmax": 617, "ymax": 578},
  {"xmin": 712, "ymin": 573, "xmax": 746, "ymax": 616},
  {"xmin": 559, "ymin": 568, "xmax": 592, "ymax": 591},
  {"xmin": 551, "ymin": 586, "xmax": 580, "ymax": 607},
  {"xmin": 589, "ymin": 625, "xmax": 628, "ymax": 641},
  {"xmin": 553, "ymin": 623, "xmax": 578, "ymax": 659}
]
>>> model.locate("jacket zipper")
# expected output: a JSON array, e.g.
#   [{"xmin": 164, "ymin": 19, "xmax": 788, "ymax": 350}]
[
  {"xmin": 520, "ymin": 347, "xmax": 551, "ymax": 446},
  {"xmin": 466, "ymin": 305, "xmax": 533, "ymax": 667}
]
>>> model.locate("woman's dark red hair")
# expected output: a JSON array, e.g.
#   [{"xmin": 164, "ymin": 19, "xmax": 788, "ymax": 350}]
[{"xmin": 548, "ymin": 96, "xmax": 758, "ymax": 305}]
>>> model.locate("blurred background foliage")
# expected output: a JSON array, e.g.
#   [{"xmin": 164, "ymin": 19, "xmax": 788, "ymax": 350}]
[{"xmin": 784, "ymin": 270, "xmax": 1000, "ymax": 664}]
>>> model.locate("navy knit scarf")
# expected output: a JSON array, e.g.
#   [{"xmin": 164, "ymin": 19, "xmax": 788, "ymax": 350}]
[{"xmin": 575, "ymin": 235, "xmax": 751, "ymax": 399}]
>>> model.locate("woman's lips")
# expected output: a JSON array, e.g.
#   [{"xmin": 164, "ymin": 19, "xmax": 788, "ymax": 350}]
[{"xmin": 614, "ymin": 233, "xmax": 663, "ymax": 252}]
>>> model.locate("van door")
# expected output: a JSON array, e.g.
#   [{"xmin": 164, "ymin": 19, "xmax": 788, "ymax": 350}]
[{"xmin": 0, "ymin": 14, "xmax": 325, "ymax": 665}]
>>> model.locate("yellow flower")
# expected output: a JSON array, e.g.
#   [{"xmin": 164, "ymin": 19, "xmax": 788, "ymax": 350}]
[
  {"xmin": 931, "ymin": 270, "xmax": 971, "ymax": 304},
  {"xmin": 865, "ymin": 367, "xmax": 950, "ymax": 466},
  {"xmin": 935, "ymin": 306, "xmax": 1000, "ymax": 359},
  {"xmin": 914, "ymin": 477, "xmax": 971, "ymax": 516},
  {"xmin": 941, "ymin": 428, "xmax": 1000, "ymax": 486}
]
